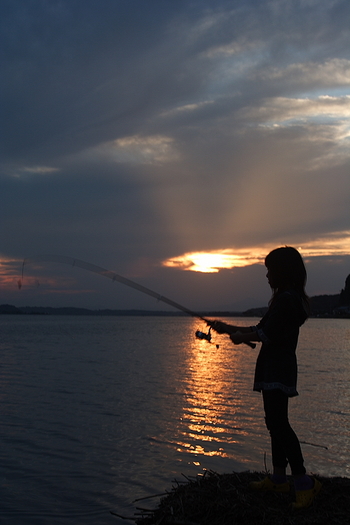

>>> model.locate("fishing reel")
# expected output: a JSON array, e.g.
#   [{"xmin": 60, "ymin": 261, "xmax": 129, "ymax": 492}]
[
  {"xmin": 195, "ymin": 327, "xmax": 212, "ymax": 342},
  {"xmin": 195, "ymin": 327, "xmax": 220, "ymax": 348}
]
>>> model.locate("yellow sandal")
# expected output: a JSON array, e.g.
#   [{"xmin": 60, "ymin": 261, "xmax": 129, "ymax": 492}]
[
  {"xmin": 292, "ymin": 477, "xmax": 322, "ymax": 509},
  {"xmin": 250, "ymin": 476, "xmax": 290, "ymax": 493}
]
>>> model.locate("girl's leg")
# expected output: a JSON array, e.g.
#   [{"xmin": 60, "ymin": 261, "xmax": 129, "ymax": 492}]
[
  {"xmin": 262, "ymin": 389, "xmax": 306, "ymax": 476},
  {"xmin": 258, "ymin": 390, "xmax": 321, "ymax": 507}
]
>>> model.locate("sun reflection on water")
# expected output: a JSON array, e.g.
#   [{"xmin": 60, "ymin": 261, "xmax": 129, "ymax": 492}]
[{"xmin": 175, "ymin": 320, "xmax": 255, "ymax": 465}]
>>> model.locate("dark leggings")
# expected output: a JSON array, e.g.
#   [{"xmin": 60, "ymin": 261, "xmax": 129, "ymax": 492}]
[{"xmin": 263, "ymin": 389, "xmax": 306, "ymax": 476}]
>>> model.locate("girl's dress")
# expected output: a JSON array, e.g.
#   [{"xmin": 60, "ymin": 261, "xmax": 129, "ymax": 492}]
[{"xmin": 253, "ymin": 289, "xmax": 308, "ymax": 397}]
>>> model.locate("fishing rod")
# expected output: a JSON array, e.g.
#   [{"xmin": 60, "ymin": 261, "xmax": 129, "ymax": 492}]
[{"xmin": 19, "ymin": 255, "xmax": 256, "ymax": 349}]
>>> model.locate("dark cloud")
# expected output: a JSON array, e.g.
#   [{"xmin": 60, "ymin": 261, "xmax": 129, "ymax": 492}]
[{"xmin": 1, "ymin": 0, "xmax": 350, "ymax": 309}]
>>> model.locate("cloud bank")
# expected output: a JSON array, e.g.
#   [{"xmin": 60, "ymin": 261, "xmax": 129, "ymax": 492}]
[{"xmin": 1, "ymin": 0, "xmax": 349, "ymax": 310}]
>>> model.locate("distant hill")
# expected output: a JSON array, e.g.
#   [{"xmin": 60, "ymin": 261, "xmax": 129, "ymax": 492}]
[
  {"xmin": 243, "ymin": 294, "xmax": 350, "ymax": 318},
  {"xmin": 0, "ymin": 304, "xmax": 23, "ymax": 315},
  {"xmin": 0, "ymin": 305, "xmax": 187, "ymax": 316},
  {"xmin": 309, "ymin": 294, "xmax": 340, "ymax": 316},
  {"xmin": 1, "ymin": 291, "xmax": 349, "ymax": 318}
]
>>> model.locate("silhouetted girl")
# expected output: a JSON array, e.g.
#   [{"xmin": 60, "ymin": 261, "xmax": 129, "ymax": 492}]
[{"xmin": 210, "ymin": 246, "xmax": 321, "ymax": 509}]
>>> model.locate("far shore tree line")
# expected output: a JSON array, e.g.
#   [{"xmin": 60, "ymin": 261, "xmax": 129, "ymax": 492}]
[{"xmin": 1, "ymin": 274, "xmax": 350, "ymax": 318}]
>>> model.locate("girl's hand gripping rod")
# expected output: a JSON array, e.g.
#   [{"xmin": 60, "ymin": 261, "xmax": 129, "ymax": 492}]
[{"xmin": 204, "ymin": 319, "xmax": 256, "ymax": 349}]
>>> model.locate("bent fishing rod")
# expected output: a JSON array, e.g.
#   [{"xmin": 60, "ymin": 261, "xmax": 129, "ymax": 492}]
[{"xmin": 20, "ymin": 255, "xmax": 255, "ymax": 349}]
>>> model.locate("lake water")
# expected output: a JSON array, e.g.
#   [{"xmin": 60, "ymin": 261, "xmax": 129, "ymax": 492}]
[{"xmin": 0, "ymin": 315, "xmax": 349, "ymax": 524}]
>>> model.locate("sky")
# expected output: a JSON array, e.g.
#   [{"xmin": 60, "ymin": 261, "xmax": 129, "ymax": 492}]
[{"xmin": 1, "ymin": 0, "xmax": 350, "ymax": 312}]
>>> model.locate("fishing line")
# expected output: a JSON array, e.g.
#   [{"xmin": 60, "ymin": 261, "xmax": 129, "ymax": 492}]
[{"xmin": 19, "ymin": 255, "xmax": 255, "ymax": 349}]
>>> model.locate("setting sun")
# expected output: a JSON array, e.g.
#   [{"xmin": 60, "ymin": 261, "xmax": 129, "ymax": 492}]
[
  {"xmin": 162, "ymin": 232, "xmax": 350, "ymax": 273},
  {"xmin": 163, "ymin": 250, "xmax": 264, "ymax": 273}
]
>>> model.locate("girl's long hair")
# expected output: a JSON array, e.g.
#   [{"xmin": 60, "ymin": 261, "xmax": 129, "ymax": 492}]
[{"xmin": 265, "ymin": 246, "xmax": 310, "ymax": 315}]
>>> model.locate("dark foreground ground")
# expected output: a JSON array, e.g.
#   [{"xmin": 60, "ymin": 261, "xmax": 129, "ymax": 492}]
[{"xmin": 112, "ymin": 471, "xmax": 350, "ymax": 525}]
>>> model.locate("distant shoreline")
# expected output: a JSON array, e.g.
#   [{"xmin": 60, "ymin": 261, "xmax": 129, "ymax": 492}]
[
  {"xmin": 0, "ymin": 304, "xmax": 265, "ymax": 317},
  {"xmin": 1, "ymin": 300, "xmax": 349, "ymax": 318}
]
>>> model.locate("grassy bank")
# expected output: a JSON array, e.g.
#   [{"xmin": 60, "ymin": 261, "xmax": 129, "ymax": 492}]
[{"xmin": 114, "ymin": 470, "xmax": 350, "ymax": 525}]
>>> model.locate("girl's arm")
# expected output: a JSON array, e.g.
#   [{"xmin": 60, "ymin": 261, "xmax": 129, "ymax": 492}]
[
  {"xmin": 230, "ymin": 330, "xmax": 261, "ymax": 345},
  {"xmin": 209, "ymin": 320, "xmax": 256, "ymax": 335}
]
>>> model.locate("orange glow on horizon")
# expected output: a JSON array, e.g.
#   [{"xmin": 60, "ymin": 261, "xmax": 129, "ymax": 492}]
[
  {"xmin": 0, "ymin": 255, "xmax": 94, "ymax": 294},
  {"xmin": 162, "ymin": 232, "xmax": 350, "ymax": 273},
  {"xmin": 164, "ymin": 250, "xmax": 264, "ymax": 272},
  {"xmin": 1, "ymin": 231, "xmax": 349, "ymax": 290},
  {"xmin": 0, "ymin": 256, "xmax": 22, "ymax": 290}
]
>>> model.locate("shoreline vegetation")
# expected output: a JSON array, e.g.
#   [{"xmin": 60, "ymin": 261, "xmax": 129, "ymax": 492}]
[
  {"xmin": 112, "ymin": 470, "xmax": 350, "ymax": 525},
  {"xmin": 0, "ymin": 294, "xmax": 349, "ymax": 319},
  {"xmin": 2, "ymin": 272, "xmax": 349, "ymax": 318}
]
